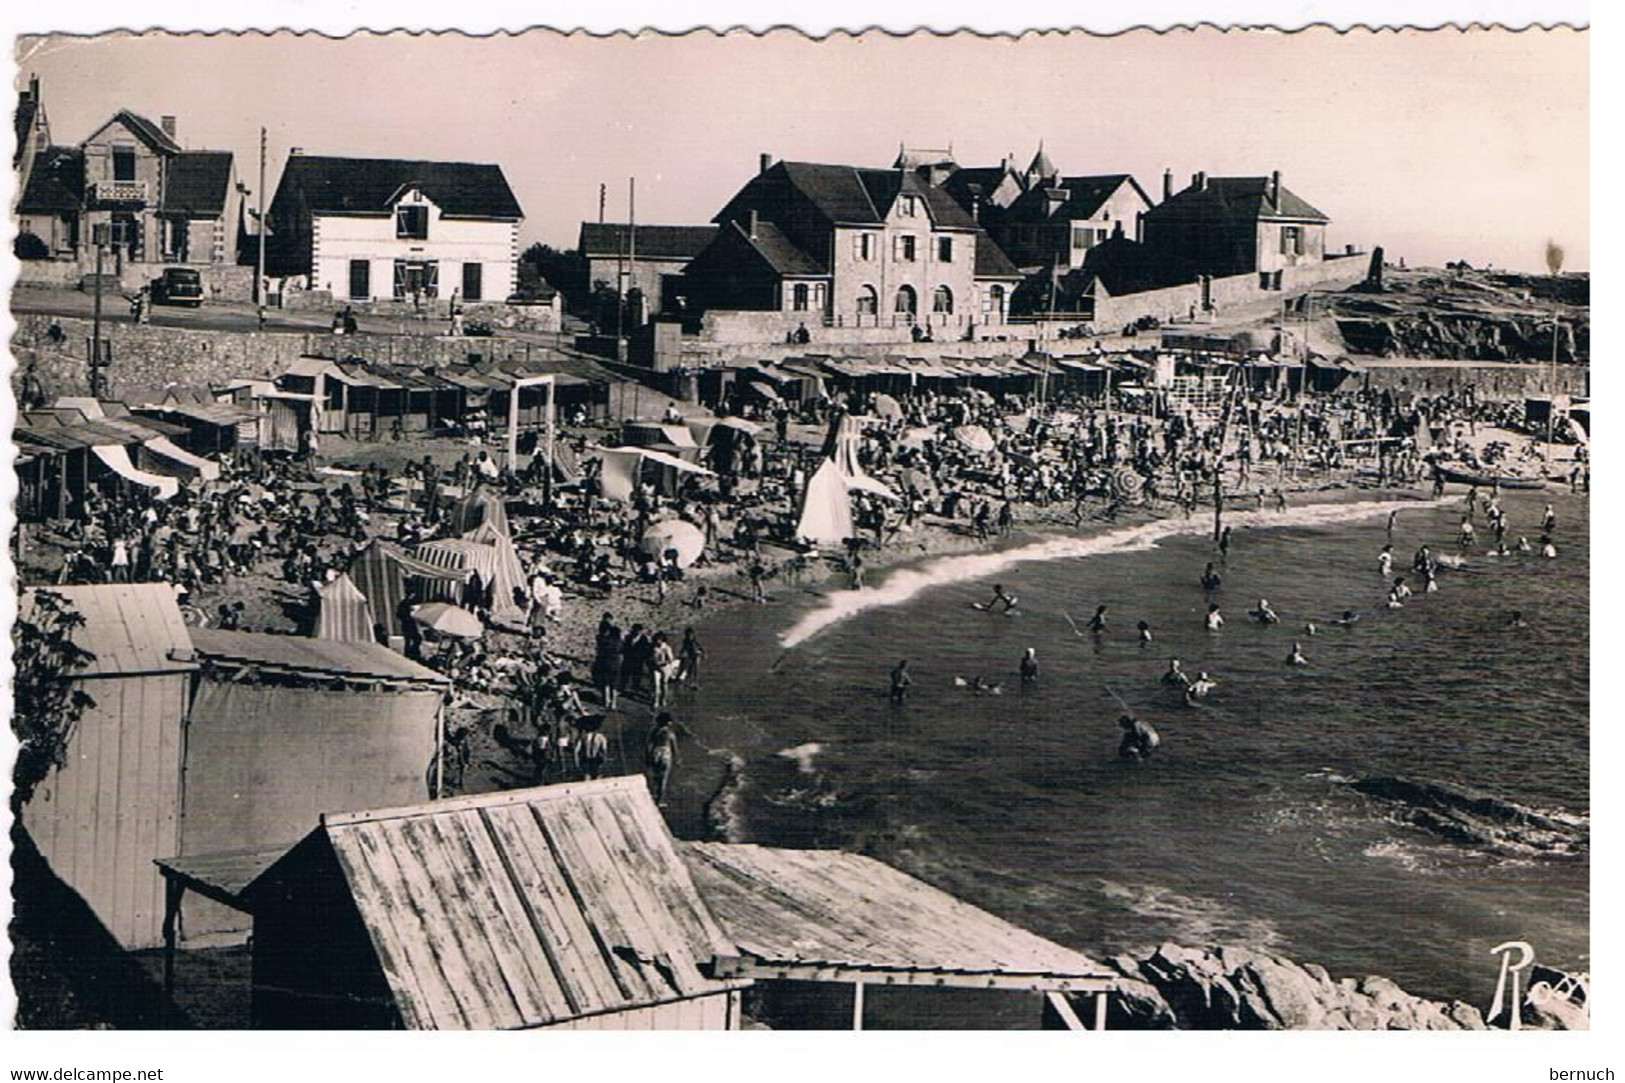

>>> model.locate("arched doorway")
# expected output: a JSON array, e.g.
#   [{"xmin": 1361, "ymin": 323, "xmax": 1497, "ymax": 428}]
[
  {"xmin": 894, "ymin": 285, "xmax": 917, "ymax": 320},
  {"xmin": 988, "ymin": 284, "xmax": 1007, "ymax": 322},
  {"xmin": 932, "ymin": 285, "xmax": 954, "ymax": 315},
  {"xmin": 856, "ymin": 284, "xmax": 879, "ymax": 323}
]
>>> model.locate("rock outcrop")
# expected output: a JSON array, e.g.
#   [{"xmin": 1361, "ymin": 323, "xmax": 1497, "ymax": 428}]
[
  {"xmin": 1099, "ymin": 943, "xmax": 1488, "ymax": 1030},
  {"xmin": 1348, "ymin": 776, "xmax": 1588, "ymax": 857}
]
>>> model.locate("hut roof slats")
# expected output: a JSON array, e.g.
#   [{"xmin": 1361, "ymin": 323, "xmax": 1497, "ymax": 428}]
[
  {"xmin": 20, "ymin": 584, "xmax": 197, "ymax": 678},
  {"xmin": 305, "ymin": 778, "xmax": 745, "ymax": 1030},
  {"xmin": 189, "ymin": 628, "xmax": 447, "ymax": 686},
  {"xmin": 680, "ymin": 842, "xmax": 1114, "ymax": 985}
]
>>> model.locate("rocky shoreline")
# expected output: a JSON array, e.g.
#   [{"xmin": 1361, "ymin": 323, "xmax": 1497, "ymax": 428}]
[{"xmin": 1094, "ymin": 942, "xmax": 1586, "ymax": 1030}]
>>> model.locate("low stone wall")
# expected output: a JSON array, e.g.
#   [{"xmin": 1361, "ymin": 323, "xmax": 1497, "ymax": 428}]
[
  {"xmin": 9, "ymin": 313, "xmax": 563, "ymax": 400},
  {"xmin": 1093, "ymin": 257, "xmax": 1369, "ymax": 330},
  {"xmin": 1349, "ymin": 361, "xmax": 1588, "ymax": 401},
  {"xmin": 285, "ymin": 287, "xmax": 560, "ymax": 331},
  {"xmin": 697, "ymin": 307, "xmax": 1008, "ymax": 346},
  {"xmin": 14, "ymin": 258, "xmax": 255, "ymax": 302}
]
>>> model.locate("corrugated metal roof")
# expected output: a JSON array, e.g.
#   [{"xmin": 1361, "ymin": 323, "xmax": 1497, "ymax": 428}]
[
  {"xmin": 19, "ymin": 584, "xmax": 196, "ymax": 678},
  {"xmin": 298, "ymin": 778, "xmax": 745, "ymax": 1029},
  {"xmin": 681, "ymin": 842, "xmax": 1116, "ymax": 983},
  {"xmin": 189, "ymin": 628, "xmax": 447, "ymax": 685}
]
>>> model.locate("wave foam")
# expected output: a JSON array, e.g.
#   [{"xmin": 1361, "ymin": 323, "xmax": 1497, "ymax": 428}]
[{"xmin": 782, "ymin": 498, "xmax": 1438, "ymax": 648}]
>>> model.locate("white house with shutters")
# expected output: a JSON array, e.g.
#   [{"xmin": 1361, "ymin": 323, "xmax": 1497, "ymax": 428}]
[{"xmin": 265, "ymin": 154, "xmax": 523, "ymax": 305}]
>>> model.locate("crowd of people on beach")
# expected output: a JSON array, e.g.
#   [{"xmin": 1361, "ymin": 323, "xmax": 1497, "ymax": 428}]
[{"xmin": 22, "ymin": 357, "xmax": 1583, "ymax": 809}]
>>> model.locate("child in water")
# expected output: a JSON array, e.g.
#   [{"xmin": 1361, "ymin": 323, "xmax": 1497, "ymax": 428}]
[
  {"xmin": 1251, "ymin": 598, "xmax": 1280, "ymax": 624},
  {"xmin": 1286, "ymin": 642, "xmax": 1309, "ymax": 667},
  {"xmin": 1019, "ymin": 648, "xmax": 1039, "ymax": 685},
  {"xmin": 1205, "ymin": 603, "xmax": 1224, "ymax": 631}
]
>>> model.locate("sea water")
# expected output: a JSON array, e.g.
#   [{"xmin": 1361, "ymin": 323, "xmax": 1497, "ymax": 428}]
[{"xmin": 664, "ymin": 488, "xmax": 1588, "ymax": 1009}]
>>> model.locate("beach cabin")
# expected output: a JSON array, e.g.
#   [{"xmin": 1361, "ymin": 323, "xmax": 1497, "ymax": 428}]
[
  {"xmin": 17, "ymin": 587, "xmax": 451, "ymax": 952},
  {"xmin": 681, "ymin": 842, "xmax": 1119, "ymax": 1030},
  {"xmin": 18, "ymin": 585, "xmax": 197, "ymax": 950},
  {"xmin": 234, "ymin": 779, "xmax": 751, "ymax": 1030}
]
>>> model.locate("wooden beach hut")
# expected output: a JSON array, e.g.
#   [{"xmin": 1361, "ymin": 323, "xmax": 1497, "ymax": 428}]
[
  {"xmin": 234, "ymin": 778, "xmax": 751, "ymax": 1030},
  {"xmin": 681, "ymin": 841, "xmax": 1120, "ymax": 1030},
  {"xmin": 18, "ymin": 585, "xmax": 198, "ymax": 950}
]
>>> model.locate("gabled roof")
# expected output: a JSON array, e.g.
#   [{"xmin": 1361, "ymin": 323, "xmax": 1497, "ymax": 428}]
[
  {"xmin": 1027, "ymin": 143, "xmax": 1058, "ymax": 180},
  {"xmin": 271, "ymin": 155, "xmax": 524, "ymax": 221},
  {"xmin": 162, "ymin": 150, "xmax": 234, "ymax": 217},
  {"xmin": 578, "ymin": 222, "xmax": 718, "ymax": 261},
  {"xmin": 716, "ymin": 161, "xmax": 979, "ymax": 233},
  {"xmin": 89, "ymin": 110, "xmax": 183, "ymax": 156},
  {"xmin": 19, "ymin": 584, "xmax": 196, "ymax": 678},
  {"xmin": 938, "ymin": 165, "xmax": 1015, "ymax": 211},
  {"xmin": 731, "ymin": 219, "xmax": 827, "ymax": 277},
  {"xmin": 244, "ymin": 778, "xmax": 747, "ymax": 1029},
  {"xmin": 973, "ymin": 231, "xmax": 1023, "ymax": 279},
  {"xmin": 1144, "ymin": 176, "xmax": 1329, "ymax": 223},
  {"xmin": 16, "ymin": 145, "xmax": 83, "ymax": 214}
]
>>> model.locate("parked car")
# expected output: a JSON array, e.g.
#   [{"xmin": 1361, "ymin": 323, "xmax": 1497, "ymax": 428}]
[{"xmin": 150, "ymin": 267, "xmax": 205, "ymax": 307}]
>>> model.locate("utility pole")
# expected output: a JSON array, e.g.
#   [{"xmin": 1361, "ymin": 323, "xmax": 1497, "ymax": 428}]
[
  {"xmin": 628, "ymin": 176, "xmax": 638, "ymax": 327},
  {"xmin": 598, "ymin": 182, "xmax": 606, "ymax": 224},
  {"xmin": 255, "ymin": 126, "xmax": 268, "ymax": 311},
  {"xmin": 89, "ymin": 231, "xmax": 106, "ymax": 398}
]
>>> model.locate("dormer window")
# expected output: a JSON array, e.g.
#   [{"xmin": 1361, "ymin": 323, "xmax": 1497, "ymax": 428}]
[
  {"xmin": 396, "ymin": 204, "xmax": 429, "ymax": 240},
  {"xmin": 900, "ymin": 195, "xmax": 919, "ymax": 218}
]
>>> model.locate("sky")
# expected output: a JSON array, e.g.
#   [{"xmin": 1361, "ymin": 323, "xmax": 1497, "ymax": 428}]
[{"xmin": 13, "ymin": 26, "xmax": 1589, "ymax": 271}]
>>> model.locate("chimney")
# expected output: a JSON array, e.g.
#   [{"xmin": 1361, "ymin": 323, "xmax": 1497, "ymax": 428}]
[
  {"xmin": 1269, "ymin": 170, "xmax": 1282, "ymax": 209},
  {"xmin": 748, "ymin": 209, "xmax": 759, "ymax": 240},
  {"xmin": 759, "ymin": 153, "xmax": 773, "ymax": 176},
  {"xmin": 289, "ymin": 147, "xmax": 304, "ymax": 157},
  {"xmin": 161, "ymin": 115, "xmax": 177, "ymax": 139},
  {"xmin": 1192, "ymin": 171, "xmax": 1207, "ymax": 191},
  {"xmin": 1162, "ymin": 169, "xmax": 1173, "ymax": 201},
  {"xmin": 28, "ymin": 74, "xmax": 39, "ymax": 99}
]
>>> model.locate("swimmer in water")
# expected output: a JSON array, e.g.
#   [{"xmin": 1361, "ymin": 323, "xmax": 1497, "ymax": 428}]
[
  {"xmin": 1088, "ymin": 604, "xmax": 1108, "ymax": 633},
  {"xmin": 1137, "ymin": 620, "xmax": 1154, "ymax": 646},
  {"xmin": 1185, "ymin": 672, "xmax": 1217, "ymax": 704},
  {"xmin": 1251, "ymin": 598, "xmax": 1280, "ymax": 624},
  {"xmin": 889, "ymin": 659, "xmax": 912, "ymax": 704},
  {"xmin": 1286, "ymin": 641, "xmax": 1309, "ymax": 667},
  {"xmin": 1378, "ymin": 544, "xmax": 1394, "ymax": 577},
  {"xmin": 1508, "ymin": 610, "xmax": 1527, "ymax": 629},
  {"xmin": 985, "ymin": 583, "xmax": 1019, "ymax": 612},
  {"xmin": 1387, "ymin": 576, "xmax": 1411, "ymax": 608},
  {"xmin": 1516, "ymin": 535, "xmax": 1532, "ymax": 553},
  {"xmin": 1413, "ymin": 545, "xmax": 1433, "ymax": 575},
  {"xmin": 1019, "ymin": 647, "xmax": 1039, "ymax": 685},
  {"xmin": 1219, "ymin": 526, "xmax": 1232, "ymax": 558},
  {"xmin": 1201, "ymin": 562, "xmax": 1222, "ymax": 591},
  {"xmin": 1303, "ymin": 621, "xmax": 1318, "ymax": 637},
  {"xmin": 1543, "ymin": 504, "xmax": 1557, "ymax": 534},
  {"xmin": 1541, "ymin": 535, "xmax": 1558, "ymax": 559},
  {"xmin": 1387, "ymin": 509, "xmax": 1399, "ymax": 538},
  {"xmin": 1161, "ymin": 658, "xmax": 1191, "ymax": 687},
  {"xmin": 1205, "ymin": 603, "xmax": 1224, "ymax": 631},
  {"xmin": 1423, "ymin": 565, "xmax": 1438, "ymax": 593},
  {"xmin": 1458, "ymin": 516, "xmax": 1476, "ymax": 549},
  {"xmin": 1335, "ymin": 609, "xmax": 1360, "ymax": 626},
  {"xmin": 1117, "ymin": 714, "xmax": 1160, "ymax": 760}
]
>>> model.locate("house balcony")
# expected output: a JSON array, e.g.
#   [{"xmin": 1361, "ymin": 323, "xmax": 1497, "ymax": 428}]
[{"xmin": 87, "ymin": 180, "xmax": 149, "ymax": 207}]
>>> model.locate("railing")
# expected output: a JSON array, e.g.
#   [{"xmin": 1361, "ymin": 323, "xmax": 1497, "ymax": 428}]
[{"xmin": 88, "ymin": 180, "xmax": 149, "ymax": 205}]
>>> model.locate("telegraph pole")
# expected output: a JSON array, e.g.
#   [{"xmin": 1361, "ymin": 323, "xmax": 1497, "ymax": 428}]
[
  {"xmin": 628, "ymin": 176, "xmax": 637, "ymax": 326},
  {"xmin": 255, "ymin": 126, "xmax": 267, "ymax": 311},
  {"xmin": 89, "ymin": 233, "xmax": 106, "ymax": 397},
  {"xmin": 598, "ymin": 182, "xmax": 606, "ymax": 224}
]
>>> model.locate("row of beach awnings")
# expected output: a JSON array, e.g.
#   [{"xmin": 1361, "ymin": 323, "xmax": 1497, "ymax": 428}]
[
  {"xmin": 15, "ymin": 404, "xmax": 230, "ymax": 498},
  {"xmin": 279, "ymin": 355, "xmax": 602, "ymax": 397}
]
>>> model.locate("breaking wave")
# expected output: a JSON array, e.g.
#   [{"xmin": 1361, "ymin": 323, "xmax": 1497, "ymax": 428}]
[{"xmin": 781, "ymin": 498, "xmax": 1441, "ymax": 648}]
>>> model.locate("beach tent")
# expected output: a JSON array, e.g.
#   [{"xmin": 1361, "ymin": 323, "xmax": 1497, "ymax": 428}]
[
  {"xmin": 449, "ymin": 486, "xmax": 512, "ymax": 538},
  {"xmin": 92, "ymin": 444, "xmax": 180, "ymax": 500},
  {"xmin": 821, "ymin": 414, "xmax": 899, "ymax": 502},
  {"xmin": 349, "ymin": 539, "xmax": 470, "ymax": 639},
  {"xmin": 593, "ymin": 445, "xmax": 717, "ymax": 502},
  {"xmin": 794, "ymin": 459, "xmax": 855, "ymax": 546},
  {"xmin": 414, "ymin": 523, "xmax": 528, "ymax": 620},
  {"xmin": 641, "ymin": 520, "xmax": 706, "ymax": 569},
  {"xmin": 315, "ymin": 573, "xmax": 378, "ymax": 644}
]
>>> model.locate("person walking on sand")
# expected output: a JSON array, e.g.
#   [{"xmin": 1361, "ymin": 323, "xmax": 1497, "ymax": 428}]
[
  {"xmin": 576, "ymin": 724, "xmax": 609, "ymax": 780},
  {"xmin": 889, "ymin": 659, "xmax": 913, "ymax": 704},
  {"xmin": 1019, "ymin": 648, "xmax": 1039, "ymax": 685},
  {"xmin": 677, "ymin": 627, "xmax": 706, "ymax": 688},
  {"xmin": 645, "ymin": 712, "xmax": 680, "ymax": 805}
]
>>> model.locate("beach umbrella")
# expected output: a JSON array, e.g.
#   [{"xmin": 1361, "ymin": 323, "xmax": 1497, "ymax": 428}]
[
  {"xmin": 411, "ymin": 601, "xmax": 484, "ymax": 639},
  {"xmin": 871, "ymin": 393, "xmax": 903, "ymax": 420},
  {"xmin": 641, "ymin": 519, "xmax": 706, "ymax": 569},
  {"xmin": 954, "ymin": 424, "xmax": 997, "ymax": 454}
]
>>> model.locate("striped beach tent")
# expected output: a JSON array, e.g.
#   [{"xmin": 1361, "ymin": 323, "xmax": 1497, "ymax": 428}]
[
  {"xmin": 449, "ymin": 486, "xmax": 511, "ymax": 538},
  {"xmin": 348, "ymin": 539, "xmax": 471, "ymax": 638},
  {"xmin": 414, "ymin": 524, "xmax": 528, "ymax": 621},
  {"xmin": 315, "ymin": 573, "xmax": 378, "ymax": 643}
]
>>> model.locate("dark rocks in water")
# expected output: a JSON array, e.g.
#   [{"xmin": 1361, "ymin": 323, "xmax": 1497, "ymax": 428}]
[
  {"xmin": 1348, "ymin": 776, "xmax": 1587, "ymax": 855},
  {"xmin": 1098, "ymin": 943, "xmax": 1487, "ymax": 1030}
]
